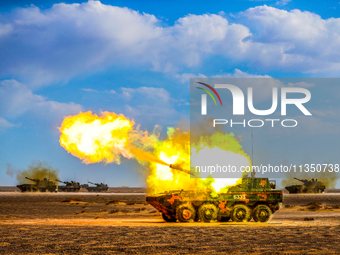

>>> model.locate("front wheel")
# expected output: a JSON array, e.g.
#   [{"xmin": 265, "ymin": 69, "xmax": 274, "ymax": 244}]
[
  {"xmin": 162, "ymin": 213, "xmax": 177, "ymax": 222},
  {"xmin": 198, "ymin": 203, "xmax": 218, "ymax": 223},
  {"xmin": 176, "ymin": 204, "xmax": 196, "ymax": 223},
  {"xmin": 231, "ymin": 204, "xmax": 252, "ymax": 222},
  {"xmin": 253, "ymin": 205, "xmax": 272, "ymax": 222}
]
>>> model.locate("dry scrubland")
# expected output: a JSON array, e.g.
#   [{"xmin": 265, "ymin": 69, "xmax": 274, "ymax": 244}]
[{"xmin": 1, "ymin": 188, "xmax": 340, "ymax": 254}]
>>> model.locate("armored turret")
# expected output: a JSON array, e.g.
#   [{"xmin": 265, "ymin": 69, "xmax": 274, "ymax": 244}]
[
  {"xmin": 25, "ymin": 177, "xmax": 39, "ymax": 183},
  {"xmin": 85, "ymin": 181, "xmax": 108, "ymax": 192},
  {"xmin": 56, "ymin": 179, "xmax": 81, "ymax": 192},
  {"xmin": 294, "ymin": 177, "xmax": 310, "ymax": 185},
  {"xmin": 16, "ymin": 177, "xmax": 57, "ymax": 192},
  {"xmin": 285, "ymin": 177, "xmax": 325, "ymax": 193}
]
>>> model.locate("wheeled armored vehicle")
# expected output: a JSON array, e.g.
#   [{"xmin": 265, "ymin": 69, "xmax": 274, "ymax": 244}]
[{"xmin": 147, "ymin": 176, "xmax": 282, "ymax": 223}]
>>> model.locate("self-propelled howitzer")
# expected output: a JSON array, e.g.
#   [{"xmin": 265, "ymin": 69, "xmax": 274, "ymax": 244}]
[
  {"xmin": 16, "ymin": 177, "xmax": 57, "ymax": 192},
  {"xmin": 56, "ymin": 179, "xmax": 81, "ymax": 192},
  {"xmin": 85, "ymin": 181, "xmax": 109, "ymax": 192},
  {"xmin": 146, "ymin": 166, "xmax": 282, "ymax": 223},
  {"xmin": 285, "ymin": 177, "xmax": 325, "ymax": 193}
]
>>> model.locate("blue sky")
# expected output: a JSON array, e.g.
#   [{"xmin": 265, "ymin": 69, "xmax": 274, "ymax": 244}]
[{"xmin": 1, "ymin": 0, "xmax": 340, "ymax": 187}]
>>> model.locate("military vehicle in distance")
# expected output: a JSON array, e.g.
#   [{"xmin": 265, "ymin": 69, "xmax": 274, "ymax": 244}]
[
  {"xmin": 285, "ymin": 177, "xmax": 326, "ymax": 194},
  {"xmin": 85, "ymin": 181, "xmax": 109, "ymax": 192},
  {"xmin": 17, "ymin": 177, "xmax": 57, "ymax": 192},
  {"xmin": 147, "ymin": 169, "xmax": 282, "ymax": 223},
  {"xmin": 56, "ymin": 179, "xmax": 81, "ymax": 192}
]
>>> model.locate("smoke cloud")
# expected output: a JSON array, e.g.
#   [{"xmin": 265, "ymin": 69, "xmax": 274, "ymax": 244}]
[
  {"xmin": 15, "ymin": 161, "xmax": 59, "ymax": 185},
  {"xmin": 6, "ymin": 164, "xmax": 20, "ymax": 177}
]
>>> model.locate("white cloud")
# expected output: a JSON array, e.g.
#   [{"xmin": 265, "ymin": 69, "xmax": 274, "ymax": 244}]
[
  {"xmin": 275, "ymin": 0, "xmax": 291, "ymax": 6},
  {"xmin": 82, "ymin": 88, "xmax": 117, "ymax": 94},
  {"xmin": 121, "ymin": 87, "xmax": 171, "ymax": 102},
  {"xmin": 176, "ymin": 69, "xmax": 270, "ymax": 84},
  {"xmin": 0, "ymin": 2, "xmax": 340, "ymax": 86},
  {"xmin": 175, "ymin": 73, "xmax": 207, "ymax": 84},
  {"xmin": 287, "ymin": 81, "xmax": 315, "ymax": 88},
  {"xmin": 211, "ymin": 69, "xmax": 271, "ymax": 78},
  {"xmin": 241, "ymin": 6, "xmax": 340, "ymax": 73},
  {"xmin": 107, "ymin": 90, "xmax": 116, "ymax": 94},
  {"xmin": 120, "ymin": 86, "xmax": 182, "ymax": 124},
  {"xmin": 0, "ymin": 23, "xmax": 12, "ymax": 36},
  {"xmin": 0, "ymin": 117, "xmax": 16, "ymax": 128},
  {"xmin": 125, "ymin": 103, "xmax": 181, "ymax": 127},
  {"xmin": 311, "ymin": 109, "xmax": 340, "ymax": 118},
  {"xmin": 81, "ymin": 88, "xmax": 98, "ymax": 92},
  {"xmin": 288, "ymin": 116, "xmax": 340, "ymax": 135},
  {"xmin": 125, "ymin": 104, "xmax": 177, "ymax": 118},
  {"xmin": 0, "ymin": 1, "xmax": 162, "ymax": 86},
  {"xmin": 0, "ymin": 80, "xmax": 83, "ymax": 119}
]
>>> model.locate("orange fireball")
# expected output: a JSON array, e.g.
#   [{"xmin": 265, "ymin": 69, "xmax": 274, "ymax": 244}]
[
  {"xmin": 59, "ymin": 111, "xmax": 134, "ymax": 164},
  {"xmin": 59, "ymin": 111, "xmax": 251, "ymax": 195}
]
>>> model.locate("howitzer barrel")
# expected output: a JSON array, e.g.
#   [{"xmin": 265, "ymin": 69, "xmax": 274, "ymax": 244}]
[
  {"xmin": 88, "ymin": 181, "xmax": 97, "ymax": 185},
  {"xmin": 56, "ymin": 179, "xmax": 66, "ymax": 184},
  {"xmin": 25, "ymin": 177, "xmax": 37, "ymax": 182},
  {"xmin": 169, "ymin": 164, "xmax": 192, "ymax": 175},
  {"xmin": 294, "ymin": 177, "xmax": 307, "ymax": 183}
]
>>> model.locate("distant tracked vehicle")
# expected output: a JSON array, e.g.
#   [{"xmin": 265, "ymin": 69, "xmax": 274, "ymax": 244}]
[
  {"xmin": 17, "ymin": 177, "xmax": 57, "ymax": 192},
  {"xmin": 56, "ymin": 179, "xmax": 81, "ymax": 192},
  {"xmin": 85, "ymin": 181, "xmax": 109, "ymax": 192},
  {"xmin": 285, "ymin": 177, "xmax": 325, "ymax": 193}
]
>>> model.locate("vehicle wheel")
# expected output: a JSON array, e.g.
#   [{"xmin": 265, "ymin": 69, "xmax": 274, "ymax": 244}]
[
  {"xmin": 217, "ymin": 216, "xmax": 231, "ymax": 222},
  {"xmin": 231, "ymin": 204, "xmax": 252, "ymax": 222},
  {"xmin": 176, "ymin": 204, "xmax": 196, "ymax": 223},
  {"xmin": 253, "ymin": 205, "xmax": 272, "ymax": 222},
  {"xmin": 162, "ymin": 213, "xmax": 177, "ymax": 222},
  {"xmin": 198, "ymin": 203, "xmax": 218, "ymax": 223}
]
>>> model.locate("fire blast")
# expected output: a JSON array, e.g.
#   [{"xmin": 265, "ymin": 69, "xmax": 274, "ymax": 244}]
[{"xmin": 59, "ymin": 111, "xmax": 251, "ymax": 194}]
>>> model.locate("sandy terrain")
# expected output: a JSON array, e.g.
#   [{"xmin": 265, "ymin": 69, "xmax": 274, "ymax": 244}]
[{"xmin": 1, "ymin": 189, "xmax": 340, "ymax": 254}]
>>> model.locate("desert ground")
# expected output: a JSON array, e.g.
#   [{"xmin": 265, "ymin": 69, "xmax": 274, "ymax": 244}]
[{"xmin": 1, "ymin": 187, "xmax": 340, "ymax": 254}]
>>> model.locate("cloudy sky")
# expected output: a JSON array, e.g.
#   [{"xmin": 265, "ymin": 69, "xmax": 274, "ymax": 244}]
[{"xmin": 1, "ymin": 0, "xmax": 340, "ymax": 187}]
